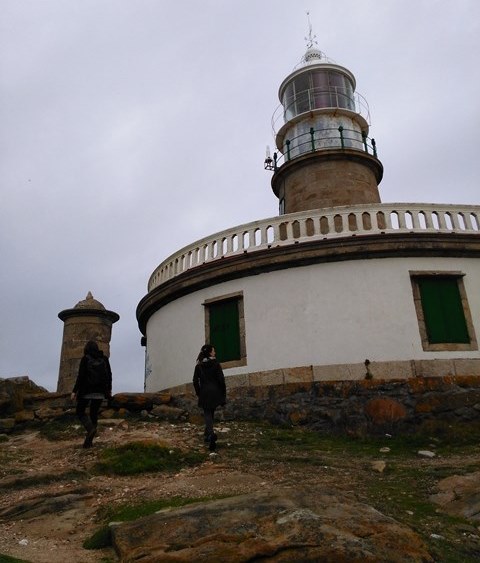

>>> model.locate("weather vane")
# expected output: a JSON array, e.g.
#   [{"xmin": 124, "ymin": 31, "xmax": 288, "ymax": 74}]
[{"xmin": 305, "ymin": 11, "xmax": 318, "ymax": 49}]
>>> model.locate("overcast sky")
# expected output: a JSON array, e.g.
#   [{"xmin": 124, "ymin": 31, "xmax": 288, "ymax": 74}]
[{"xmin": 1, "ymin": 0, "xmax": 479, "ymax": 393}]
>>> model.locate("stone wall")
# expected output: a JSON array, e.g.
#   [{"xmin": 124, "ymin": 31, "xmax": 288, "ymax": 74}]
[
  {"xmin": 1, "ymin": 376, "xmax": 480, "ymax": 436},
  {"xmin": 172, "ymin": 375, "xmax": 480, "ymax": 436}
]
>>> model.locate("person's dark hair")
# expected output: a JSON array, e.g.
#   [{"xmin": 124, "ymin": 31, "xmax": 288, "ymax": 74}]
[
  {"xmin": 197, "ymin": 344, "xmax": 214, "ymax": 363},
  {"xmin": 84, "ymin": 340, "xmax": 101, "ymax": 357}
]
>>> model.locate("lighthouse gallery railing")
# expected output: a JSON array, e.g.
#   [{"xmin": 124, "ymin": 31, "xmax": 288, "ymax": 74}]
[{"xmin": 148, "ymin": 203, "xmax": 480, "ymax": 291}]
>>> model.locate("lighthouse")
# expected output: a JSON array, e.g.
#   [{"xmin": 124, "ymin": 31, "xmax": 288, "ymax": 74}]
[
  {"xmin": 268, "ymin": 29, "xmax": 383, "ymax": 214},
  {"xmin": 137, "ymin": 36, "xmax": 480, "ymax": 393}
]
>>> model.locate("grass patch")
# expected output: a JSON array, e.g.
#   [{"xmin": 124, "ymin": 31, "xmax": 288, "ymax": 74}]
[
  {"xmin": 82, "ymin": 527, "xmax": 112, "ymax": 550},
  {"xmin": 252, "ymin": 424, "xmax": 434, "ymax": 460},
  {"xmin": 92, "ymin": 441, "xmax": 205, "ymax": 476},
  {"xmin": 84, "ymin": 495, "xmax": 229, "ymax": 550},
  {"xmin": 0, "ymin": 470, "xmax": 87, "ymax": 490},
  {"xmin": 0, "ymin": 555, "xmax": 33, "ymax": 563},
  {"xmin": 102, "ymin": 495, "xmax": 222, "ymax": 522},
  {"xmin": 229, "ymin": 422, "xmax": 480, "ymax": 560},
  {"xmin": 419, "ymin": 421, "xmax": 480, "ymax": 456},
  {"xmin": 246, "ymin": 421, "xmax": 480, "ymax": 463},
  {"xmin": 37, "ymin": 420, "xmax": 83, "ymax": 441},
  {"xmin": 364, "ymin": 463, "xmax": 480, "ymax": 563},
  {"xmin": 0, "ymin": 435, "xmax": 9, "ymax": 444}
]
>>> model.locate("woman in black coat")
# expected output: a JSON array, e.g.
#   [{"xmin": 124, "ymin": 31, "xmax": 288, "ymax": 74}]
[
  {"xmin": 193, "ymin": 344, "xmax": 226, "ymax": 451},
  {"xmin": 71, "ymin": 340, "xmax": 112, "ymax": 448}
]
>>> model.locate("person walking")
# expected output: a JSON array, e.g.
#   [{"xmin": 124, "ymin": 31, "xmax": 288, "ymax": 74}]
[
  {"xmin": 71, "ymin": 340, "xmax": 112, "ymax": 448},
  {"xmin": 193, "ymin": 344, "xmax": 226, "ymax": 451}
]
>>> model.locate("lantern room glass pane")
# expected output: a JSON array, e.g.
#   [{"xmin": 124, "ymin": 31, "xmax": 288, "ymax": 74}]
[
  {"xmin": 293, "ymin": 74, "xmax": 310, "ymax": 115},
  {"xmin": 283, "ymin": 82, "xmax": 295, "ymax": 120},
  {"xmin": 282, "ymin": 69, "xmax": 356, "ymax": 117},
  {"xmin": 311, "ymin": 70, "xmax": 331, "ymax": 108},
  {"xmin": 329, "ymin": 71, "xmax": 354, "ymax": 110}
]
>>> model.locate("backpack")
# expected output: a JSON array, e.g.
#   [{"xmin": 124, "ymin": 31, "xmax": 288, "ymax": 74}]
[{"xmin": 86, "ymin": 355, "xmax": 108, "ymax": 390}]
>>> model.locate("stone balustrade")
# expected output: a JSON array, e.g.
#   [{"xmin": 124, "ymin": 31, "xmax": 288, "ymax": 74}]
[{"xmin": 148, "ymin": 203, "xmax": 480, "ymax": 291}]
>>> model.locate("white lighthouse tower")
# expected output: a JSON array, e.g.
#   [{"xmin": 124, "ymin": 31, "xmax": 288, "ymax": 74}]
[
  {"xmin": 269, "ymin": 25, "xmax": 382, "ymax": 214},
  {"xmin": 137, "ymin": 35, "xmax": 480, "ymax": 393}
]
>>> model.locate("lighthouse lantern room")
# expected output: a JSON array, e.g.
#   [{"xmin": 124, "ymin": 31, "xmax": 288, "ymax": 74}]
[{"xmin": 270, "ymin": 28, "xmax": 383, "ymax": 214}]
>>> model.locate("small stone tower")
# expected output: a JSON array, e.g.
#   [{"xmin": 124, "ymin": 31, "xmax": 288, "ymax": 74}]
[
  {"xmin": 57, "ymin": 292, "xmax": 119, "ymax": 393},
  {"xmin": 269, "ymin": 32, "xmax": 383, "ymax": 214}
]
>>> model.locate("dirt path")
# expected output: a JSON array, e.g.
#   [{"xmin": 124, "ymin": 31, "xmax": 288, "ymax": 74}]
[
  {"xmin": 1, "ymin": 418, "xmax": 479, "ymax": 562},
  {"xmin": 0, "ymin": 420, "xmax": 288, "ymax": 562}
]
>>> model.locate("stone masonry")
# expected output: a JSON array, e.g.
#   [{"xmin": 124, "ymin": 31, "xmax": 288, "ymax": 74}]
[{"xmin": 56, "ymin": 292, "xmax": 119, "ymax": 394}]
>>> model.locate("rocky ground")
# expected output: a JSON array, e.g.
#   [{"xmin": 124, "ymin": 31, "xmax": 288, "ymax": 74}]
[{"xmin": 0, "ymin": 416, "xmax": 479, "ymax": 562}]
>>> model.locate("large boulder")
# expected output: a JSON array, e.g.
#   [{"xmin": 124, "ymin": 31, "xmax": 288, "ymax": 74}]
[
  {"xmin": 430, "ymin": 471, "xmax": 480, "ymax": 522},
  {"xmin": 0, "ymin": 376, "xmax": 48, "ymax": 416},
  {"xmin": 111, "ymin": 488, "xmax": 433, "ymax": 562}
]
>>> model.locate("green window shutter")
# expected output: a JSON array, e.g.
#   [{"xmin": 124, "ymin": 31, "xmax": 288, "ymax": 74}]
[
  {"xmin": 209, "ymin": 299, "xmax": 241, "ymax": 362},
  {"xmin": 418, "ymin": 277, "xmax": 469, "ymax": 344}
]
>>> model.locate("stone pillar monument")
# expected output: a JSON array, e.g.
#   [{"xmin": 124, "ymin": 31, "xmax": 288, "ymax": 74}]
[{"xmin": 57, "ymin": 292, "xmax": 119, "ymax": 393}]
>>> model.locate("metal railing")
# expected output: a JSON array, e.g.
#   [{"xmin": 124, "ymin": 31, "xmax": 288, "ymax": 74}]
[
  {"xmin": 266, "ymin": 125, "xmax": 377, "ymax": 170},
  {"xmin": 148, "ymin": 203, "xmax": 480, "ymax": 291}
]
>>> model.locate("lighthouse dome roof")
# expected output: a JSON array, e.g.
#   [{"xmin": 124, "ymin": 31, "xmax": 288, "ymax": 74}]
[{"xmin": 302, "ymin": 46, "xmax": 325, "ymax": 64}]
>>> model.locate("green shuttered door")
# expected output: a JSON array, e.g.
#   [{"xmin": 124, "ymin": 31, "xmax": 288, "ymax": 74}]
[
  {"xmin": 418, "ymin": 277, "xmax": 469, "ymax": 344},
  {"xmin": 209, "ymin": 299, "xmax": 241, "ymax": 362}
]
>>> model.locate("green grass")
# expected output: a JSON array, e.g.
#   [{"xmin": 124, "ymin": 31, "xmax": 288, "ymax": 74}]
[
  {"xmin": 223, "ymin": 422, "xmax": 480, "ymax": 561},
  {"xmin": 0, "ymin": 470, "xmax": 87, "ymax": 490},
  {"xmin": 0, "ymin": 554, "xmax": 32, "ymax": 563},
  {"xmin": 37, "ymin": 419, "xmax": 83, "ymax": 441},
  {"xmin": 84, "ymin": 495, "xmax": 228, "ymax": 550},
  {"xmin": 244, "ymin": 421, "xmax": 480, "ymax": 461},
  {"xmin": 82, "ymin": 527, "xmax": 112, "ymax": 550},
  {"xmin": 92, "ymin": 441, "xmax": 205, "ymax": 476},
  {"xmin": 251, "ymin": 424, "xmax": 432, "ymax": 459},
  {"xmin": 364, "ymin": 463, "xmax": 480, "ymax": 563}
]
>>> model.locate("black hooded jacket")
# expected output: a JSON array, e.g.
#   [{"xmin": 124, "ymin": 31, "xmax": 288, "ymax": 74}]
[
  {"xmin": 193, "ymin": 358, "xmax": 226, "ymax": 409},
  {"xmin": 73, "ymin": 351, "xmax": 112, "ymax": 398}
]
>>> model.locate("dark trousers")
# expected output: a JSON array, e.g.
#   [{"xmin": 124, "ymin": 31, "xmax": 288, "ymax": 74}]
[
  {"xmin": 203, "ymin": 408, "xmax": 216, "ymax": 436},
  {"xmin": 76, "ymin": 398, "xmax": 102, "ymax": 428}
]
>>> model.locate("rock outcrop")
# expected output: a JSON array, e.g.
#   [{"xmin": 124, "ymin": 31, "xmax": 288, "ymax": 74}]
[
  {"xmin": 111, "ymin": 488, "xmax": 433, "ymax": 562},
  {"xmin": 0, "ymin": 376, "xmax": 48, "ymax": 414},
  {"xmin": 431, "ymin": 471, "xmax": 480, "ymax": 522}
]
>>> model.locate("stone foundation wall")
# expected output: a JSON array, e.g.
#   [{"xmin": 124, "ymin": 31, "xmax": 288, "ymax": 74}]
[
  {"xmin": 171, "ymin": 375, "xmax": 480, "ymax": 436},
  {"xmin": 1, "ymin": 375, "xmax": 480, "ymax": 437}
]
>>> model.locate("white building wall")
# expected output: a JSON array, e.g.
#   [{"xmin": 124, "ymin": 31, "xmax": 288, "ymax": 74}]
[{"xmin": 145, "ymin": 256, "xmax": 480, "ymax": 391}]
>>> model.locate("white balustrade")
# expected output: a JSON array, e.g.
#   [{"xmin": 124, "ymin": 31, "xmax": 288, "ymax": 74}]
[{"xmin": 148, "ymin": 203, "xmax": 480, "ymax": 291}]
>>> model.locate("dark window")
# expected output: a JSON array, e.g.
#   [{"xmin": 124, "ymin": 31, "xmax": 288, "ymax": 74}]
[
  {"xmin": 204, "ymin": 293, "xmax": 247, "ymax": 367},
  {"xmin": 209, "ymin": 299, "xmax": 241, "ymax": 362},
  {"xmin": 417, "ymin": 277, "xmax": 469, "ymax": 344},
  {"xmin": 410, "ymin": 272, "xmax": 477, "ymax": 352}
]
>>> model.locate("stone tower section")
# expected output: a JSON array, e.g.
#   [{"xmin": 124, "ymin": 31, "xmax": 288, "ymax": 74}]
[
  {"xmin": 269, "ymin": 42, "xmax": 383, "ymax": 214},
  {"xmin": 56, "ymin": 292, "xmax": 119, "ymax": 393}
]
